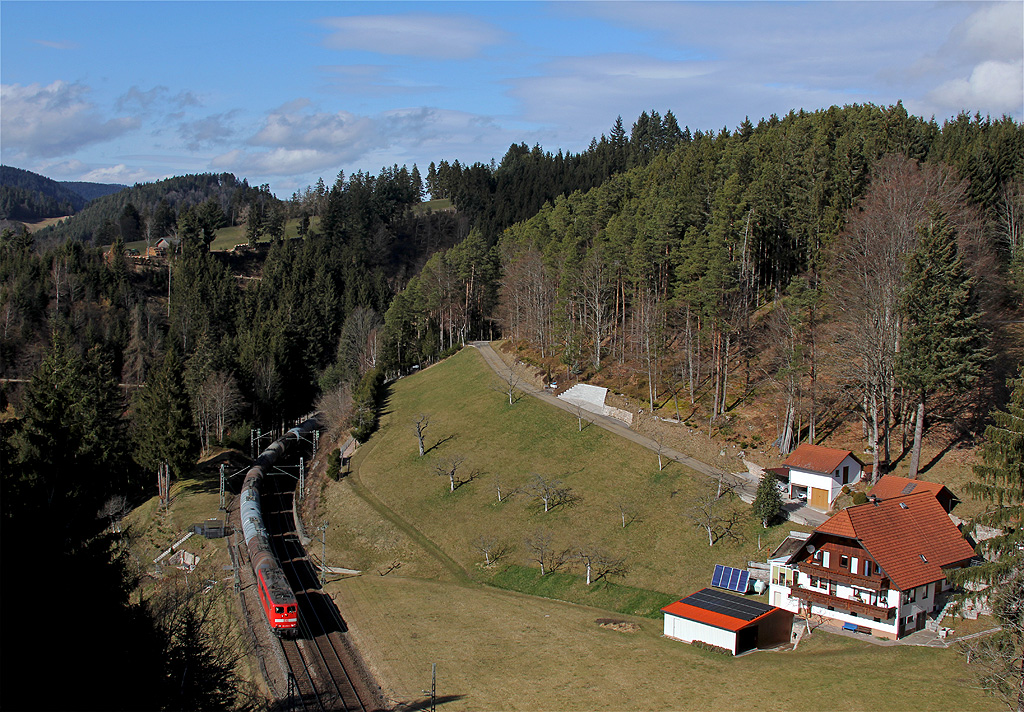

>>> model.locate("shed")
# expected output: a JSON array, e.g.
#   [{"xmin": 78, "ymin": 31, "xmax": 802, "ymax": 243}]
[{"xmin": 662, "ymin": 588, "xmax": 794, "ymax": 655}]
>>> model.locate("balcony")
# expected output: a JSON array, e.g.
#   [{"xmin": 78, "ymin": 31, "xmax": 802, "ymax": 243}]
[
  {"xmin": 790, "ymin": 586, "xmax": 895, "ymax": 619},
  {"xmin": 800, "ymin": 561, "xmax": 889, "ymax": 591}
]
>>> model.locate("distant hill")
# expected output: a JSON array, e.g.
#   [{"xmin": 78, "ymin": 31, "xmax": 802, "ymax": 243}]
[
  {"xmin": 60, "ymin": 180, "xmax": 128, "ymax": 202},
  {"xmin": 40, "ymin": 172, "xmax": 274, "ymax": 244},
  {"xmin": 0, "ymin": 165, "xmax": 87, "ymax": 220}
]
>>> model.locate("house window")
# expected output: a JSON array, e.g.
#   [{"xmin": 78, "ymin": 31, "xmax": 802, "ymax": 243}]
[
  {"xmin": 814, "ymin": 549, "xmax": 822, "ymax": 562},
  {"xmin": 840, "ymin": 555, "xmax": 849, "ymax": 569}
]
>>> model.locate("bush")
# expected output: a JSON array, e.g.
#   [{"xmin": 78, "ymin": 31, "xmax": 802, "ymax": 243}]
[
  {"xmin": 852, "ymin": 491, "xmax": 869, "ymax": 505},
  {"xmin": 691, "ymin": 640, "xmax": 732, "ymax": 655},
  {"xmin": 326, "ymin": 448, "xmax": 342, "ymax": 481}
]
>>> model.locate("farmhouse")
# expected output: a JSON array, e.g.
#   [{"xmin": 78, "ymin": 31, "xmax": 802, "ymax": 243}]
[
  {"xmin": 662, "ymin": 588, "xmax": 793, "ymax": 655},
  {"xmin": 768, "ymin": 491, "xmax": 976, "ymax": 639},
  {"xmin": 781, "ymin": 443, "xmax": 864, "ymax": 511}
]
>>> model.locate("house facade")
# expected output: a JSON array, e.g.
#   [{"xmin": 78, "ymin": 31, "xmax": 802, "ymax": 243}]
[
  {"xmin": 783, "ymin": 443, "xmax": 864, "ymax": 511},
  {"xmin": 768, "ymin": 491, "xmax": 975, "ymax": 639}
]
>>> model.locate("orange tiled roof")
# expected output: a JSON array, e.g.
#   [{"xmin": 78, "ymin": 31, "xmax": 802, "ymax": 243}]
[
  {"xmin": 870, "ymin": 475, "xmax": 950, "ymax": 501},
  {"xmin": 662, "ymin": 597, "xmax": 776, "ymax": 633},
  {"xmin": 783, "ymin": 443, "xmax": 861, "ymax": 474},
  {"xmin": 812, "ymin": 491, "xmax": 975, "ymax": 590}
]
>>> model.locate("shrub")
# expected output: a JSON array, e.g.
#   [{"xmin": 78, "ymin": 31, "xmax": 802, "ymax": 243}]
[
  {"xmin": 852, "ymin": 491, "xmax": 869, "ymax": 505},
  {"xmin": 326, "ymin": 448, "xmax": 342, "ymax": 481},
  {"xmin": 691, "ymin": 640, "xmax": 731, "ymax": 655}
]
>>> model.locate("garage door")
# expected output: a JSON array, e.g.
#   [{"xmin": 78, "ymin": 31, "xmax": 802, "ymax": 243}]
[{"xmin": 809, "ymin": 487, "xmax": 829, "ymax": 510}]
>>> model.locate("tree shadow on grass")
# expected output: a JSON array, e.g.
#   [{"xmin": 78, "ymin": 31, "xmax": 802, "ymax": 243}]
[{"xmin": 424, "ymin": 433, "xmax": 457, "ymax": 455}]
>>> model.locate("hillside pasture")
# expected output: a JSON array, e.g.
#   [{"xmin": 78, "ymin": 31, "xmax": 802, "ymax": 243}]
[{"xmin": 327, "ymin": 347, "xmax": 790, "ymax": 602}]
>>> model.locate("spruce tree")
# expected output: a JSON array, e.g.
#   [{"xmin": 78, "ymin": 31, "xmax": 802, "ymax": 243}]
[
  {"xmin": 133, "ymin": 347, "xmax": 198, "ymax": 480},
  {"xmin": 897, "ymin": 210, "xmax": 989, "ymax": 478},
  {"xmin": 951, "ymin": 365, "xmax": 1024, "ymax": 711},
  {"xmin": 752, "ymin": 473, "xmax": 783, "ymax": 528}
]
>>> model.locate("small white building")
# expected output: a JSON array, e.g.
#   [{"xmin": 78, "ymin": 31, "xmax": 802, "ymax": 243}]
[
  {"xmin": 782, "ymin": 443, "xmax": 864, "ymax": 511},
  {"xmin": 768, "ymin": 491, "xmax": 976, "ymax": 639},
  {"xmin": 662, "ymin": 588, "xmax": 793, "ymax": 655}
]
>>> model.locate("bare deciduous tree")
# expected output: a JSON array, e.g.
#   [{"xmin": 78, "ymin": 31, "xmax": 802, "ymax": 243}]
[
  {"xmin": 412, "ymin": 413, "xmax": 430, "ymax": 456},
  {"xmin": 687, "ymin": 481, "xmax": 741, "ymax": 547},
  {"xmin": 97, "ymin": 494, "xmax": 130, "ymax": 533},
  {"xmin": 528, "ymin": 473, "xmax": 578, "ymax": 513},
  {"xmin": 315, "ymin": 383, "xmax": 354, "ymax": 443},
  {"xmin": 616, "ymin": 498, "xmax": 640, "ymax": 528},
  {"xmin": 472, "ymin": 534, "xmax": 510, "ymax": 566},
  {"xmin": 525, "ymin": 529, "xmax": 569, "ymax": 576},
  {"xmin": 434, "ymin": 454, "xmax": 467, "ymax": 492},
  {"xmin": 494, "ymin": 364, "xmax": 523, "ymax": 405},
  {"xmin": 577, "ymin": 544, "xmax": 627, "ymax": 585}
]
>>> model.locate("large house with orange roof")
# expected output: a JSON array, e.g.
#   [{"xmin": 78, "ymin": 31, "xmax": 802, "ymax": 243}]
[
  {"xmin": 768, "ymin": 490, "xmax": 976, "ymax": 639},
  {"xmin": 782, "ymin": 443, "xmax": 864, "ymax": 511}
]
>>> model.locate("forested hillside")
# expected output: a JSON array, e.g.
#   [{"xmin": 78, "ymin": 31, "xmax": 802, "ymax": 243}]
[
  {"xmin": 60, "ymin": 180, "xmax": 129, "ymax": 202},
  {"xmin": 0, "ymin": 165, "xmax": 89, "ymax": 220},
  {"xmin": 382, "ymin": 104, "xmax": 1023, "ymax": 477},
  {"xmin": 35, "ymin": 172, "xmax": 281, "ymax": 248}
]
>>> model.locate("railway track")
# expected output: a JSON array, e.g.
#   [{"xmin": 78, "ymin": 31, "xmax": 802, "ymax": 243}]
[{"xmin": 263, "ymin": 470, "xmax": 376, "ymax": 712}]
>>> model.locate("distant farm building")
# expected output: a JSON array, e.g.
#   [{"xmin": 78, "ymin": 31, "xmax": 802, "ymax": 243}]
[{"xmin": 662, "ymin": 588, "xmax": 793, "ymax": 655}]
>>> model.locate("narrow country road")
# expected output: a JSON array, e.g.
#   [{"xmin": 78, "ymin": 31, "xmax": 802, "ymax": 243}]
[{"xmin": 469, "ymin": 341, "xmax": 828, "ymax": 528}]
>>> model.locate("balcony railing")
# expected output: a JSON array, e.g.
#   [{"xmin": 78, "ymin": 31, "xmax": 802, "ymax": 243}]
[
  {"xmin": 799, "ymin": 561, "xmax": 890, "ymax": 591},
  {"xmin": 790, "ymin": 586, "xmax": 895, "ymax": 619}
]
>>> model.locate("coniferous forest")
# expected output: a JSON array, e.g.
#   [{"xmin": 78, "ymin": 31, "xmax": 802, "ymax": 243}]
[{"xmin": 2, "ymin": 102, "xmax": 1024, "ymax": 709}]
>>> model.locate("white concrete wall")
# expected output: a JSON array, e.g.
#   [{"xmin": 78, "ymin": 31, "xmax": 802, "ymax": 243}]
[
  {"xmin": 663, "ymin": 614, "xmax": 737, "ymax": 654},
  {"xmin": 789, "ymin": 455, "xmax": 862, "ymax": 504}
]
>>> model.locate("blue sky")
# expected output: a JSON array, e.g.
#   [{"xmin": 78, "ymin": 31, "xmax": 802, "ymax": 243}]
[{"xmin": 2, "ymin": 1, "xmax": 1022, "ymax": 197}]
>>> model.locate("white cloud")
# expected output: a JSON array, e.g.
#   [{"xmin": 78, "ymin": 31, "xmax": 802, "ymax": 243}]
[
  {"xmin": 0, "ymin": 81, "xmax": 138, "ymax": 159},
  {"xmin": 249, "ymin": 102, "xmax": 384, "ymax": 154},
  {"xmin": 211, "ymin": 147, "xmax": 341, "ymax": 177},
  {"xmin": 78, "ymin": 164, "xmax": 152, "ymax": 185},
  {"xmin": 318, "ymin": 14, "xmax": 504, "ymax": 59},
  {"xmin": 929, "ymin": 60, "xmax": 1024, "ymax": 116},
  {"xmin": 950, "ymin": 2, "xmax": 1024, "ymax": 63}
]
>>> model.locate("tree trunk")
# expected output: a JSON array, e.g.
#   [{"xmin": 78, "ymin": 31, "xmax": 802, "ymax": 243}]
[
  {"xmin": 908, "ymin": 395, "xmax": 925, "ymax": 479},
  {"xmin": 871, "ymin": 391, "xmax": 880, "ymax": 482}
]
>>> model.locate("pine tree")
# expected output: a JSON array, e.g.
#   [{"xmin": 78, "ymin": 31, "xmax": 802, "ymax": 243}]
[
  {"xmin": 132, "ymin": 347, "xmax": 198, "ymax": 480},
  {"xmin": 897, "ymin": 210, "xmax": 990, "ymax": 478},
  {"xmin": 752, "ymin": 473, "xmax": 783, "ymax": 528},
  {"xmin": 951, "ymin": 365, "xmax": 1024, "ymax": 712}
]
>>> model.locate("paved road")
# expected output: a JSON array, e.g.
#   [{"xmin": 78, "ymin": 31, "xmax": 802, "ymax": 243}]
[{"xmin": 469, "ymin": 341, "xmax": 828, "ymax": 528}]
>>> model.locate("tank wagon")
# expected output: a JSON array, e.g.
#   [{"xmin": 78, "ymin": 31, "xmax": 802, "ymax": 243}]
[{"xmin": 240, "ymin": 422, "xmax": 315, "ymax": 635}]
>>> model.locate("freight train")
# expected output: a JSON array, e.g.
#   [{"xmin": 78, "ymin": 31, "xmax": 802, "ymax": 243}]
[{"xmin": 240, "ymin": 422, "xmax": 315, "ymax": 635}]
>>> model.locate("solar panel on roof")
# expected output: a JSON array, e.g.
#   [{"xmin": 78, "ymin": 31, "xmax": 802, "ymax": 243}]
[
  {"xmin": 712, "ymin": 564, "xmax": 751, "ymax": 593},
  {"xmin": 901, "ymin": 482, "xmax": 917, "ymax": 495},
  {"xmin": 681, "ymin": 588, "xmax": 773, "ymax": 621}
]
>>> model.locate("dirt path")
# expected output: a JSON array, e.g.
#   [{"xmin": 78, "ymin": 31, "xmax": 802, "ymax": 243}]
[
  {"xmin": 345, "ymin": 435, "xmax": 475, "ymax": 585},
  {"xmin": 469, "ymin": 341, "xmax": 828, "ymax": 527}
]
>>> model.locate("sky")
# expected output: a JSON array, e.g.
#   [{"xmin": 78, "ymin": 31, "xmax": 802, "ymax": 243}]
[{"xmin": 2, "ymin": 1, "xmax": 1022, "ymax": 198}]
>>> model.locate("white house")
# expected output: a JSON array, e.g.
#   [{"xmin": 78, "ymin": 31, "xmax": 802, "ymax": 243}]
[
  {"xmin": 782, "ymin": 443, "xmax": 864, "ymax": 511},
  {"xmin": 768, "ymin": 491, "xmax": 976, "ymax": 639}
]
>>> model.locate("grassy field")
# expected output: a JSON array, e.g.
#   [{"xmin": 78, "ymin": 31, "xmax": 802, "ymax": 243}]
[
  {"xmin": 311, "ymin": 347, "xmax": 992, "ymax": 710},
  {"xmin": 332, "ymin": 575, "xmax": 992, "ymax": 711},
  {"xmin": 318, "ymin": 347, "xmax": 792, "ymax": 602}
]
